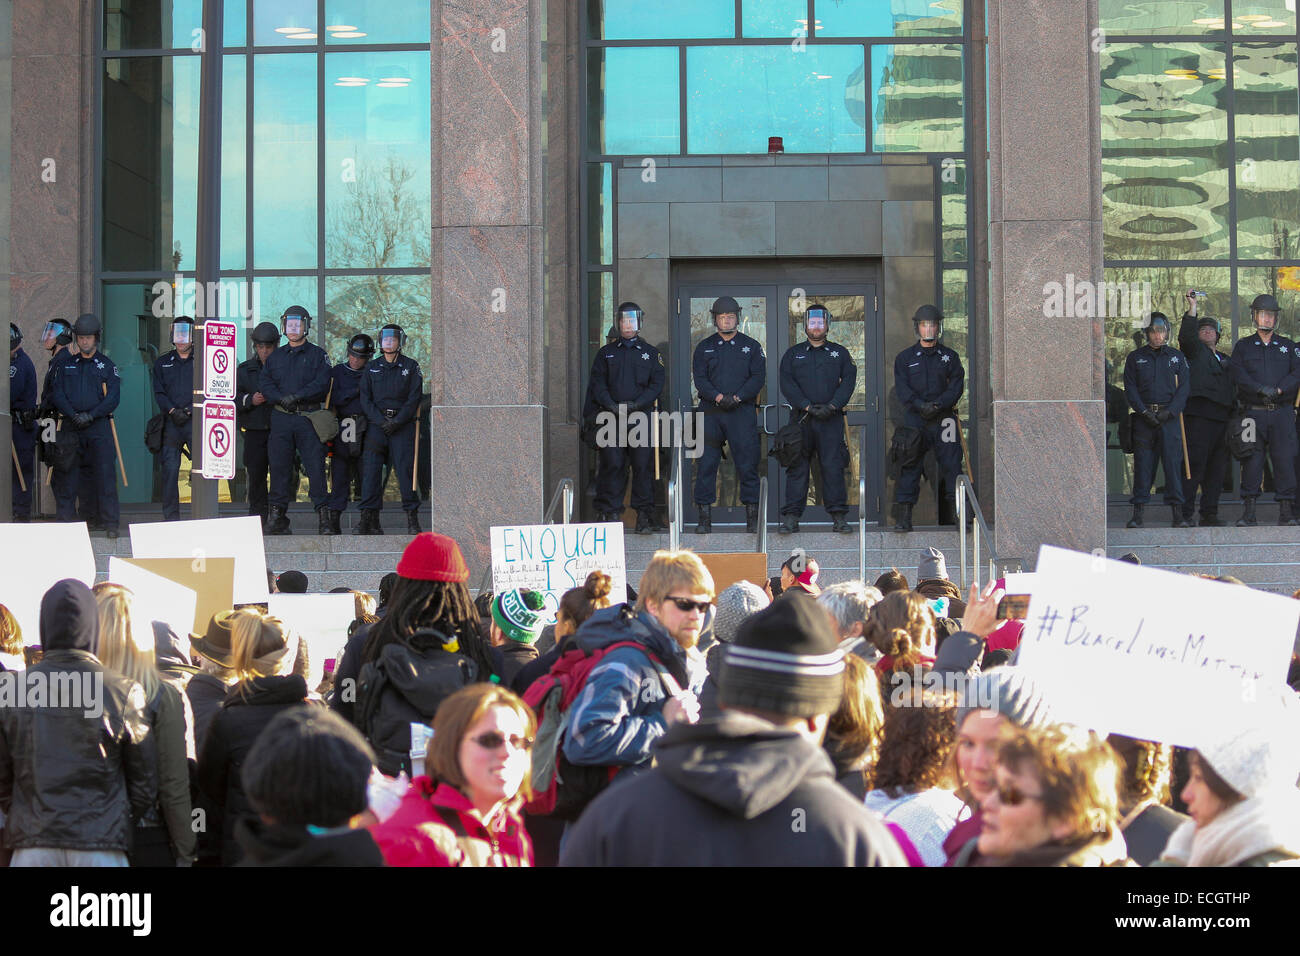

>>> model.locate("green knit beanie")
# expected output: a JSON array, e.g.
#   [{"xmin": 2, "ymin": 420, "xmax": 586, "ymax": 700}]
[{"xmin": 491, "ymin": 588, "xmax": 547, "ymax": 644}]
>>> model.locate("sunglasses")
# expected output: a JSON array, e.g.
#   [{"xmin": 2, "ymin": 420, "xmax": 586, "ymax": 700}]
[
  {"xmin": 470, "ymin": 732, "xmax": 533, "ymax": 752},
  {"xmin": 664, "ymin": 596, "xmax": 711, "ymax": 614},
  {"xmin": 996, "ymin": 783, "xmax": 1045, "ymax": 807}
]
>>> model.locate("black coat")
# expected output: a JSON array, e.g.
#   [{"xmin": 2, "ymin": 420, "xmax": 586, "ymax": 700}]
[
  {"xmin": 1177, "ymin": 312, "xmax": 1234, "ymax": 418},
  {"xmin": 497, "ymin": 642, "xmax": 540, "ymax": 688},
  {"xmin": 197, "ymin": 675, "xmax": 310, "ymax": 866},
  {"xmin": 234, "ymin": 818, "xmax": 384, "ymax": 866},
  {"xmin": 0, "ymin": 649, "xmax": 158, "ymax": 852},
  {"xmin": 1122, "ymin": 803, "xmax": 1189, "ymax": 867}
]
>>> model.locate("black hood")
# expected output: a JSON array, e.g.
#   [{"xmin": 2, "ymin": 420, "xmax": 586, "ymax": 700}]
[
  {"xmin": 234, "ymin": 818, "xmax": 382, "ymax": 867},
  {"xmin": 222, "ymin": 674, "xmax": 308, "ymax": 708},
  {"xmin": 40, "ymin": 579, "xmax": 98, "ymax": 652},
  {"xmin": 153, "ymin": 620, "xmax": 199, "ymax": 674},
  {"xmin": 652, "ymin": 711, "xmax": 836, "ymax": 819}
]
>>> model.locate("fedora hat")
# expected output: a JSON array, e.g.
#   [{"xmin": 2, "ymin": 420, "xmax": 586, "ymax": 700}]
[{"xmin": 189, "ymin": 610, "xmax": 236, "ymax": 668}]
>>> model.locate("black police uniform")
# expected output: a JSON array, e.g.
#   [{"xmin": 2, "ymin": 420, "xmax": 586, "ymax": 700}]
[
  {"xmin": 1177, "ymin": 313, "xmax": 1233, "ymax": 523},
  {"xmin": 589, "ymin": 335, "xmax": 664, "ymax": 517},
  {"xmin": 236, "ymin": 354, "xmax": 273, "ymax": 523},
  {"xmin": 49, "ymin": 348, "xmax": 121, "ymax": 532},
  {"xmin": 152, "ymin": 348, "xmax": 194, "ymax": 521},
  {"xmin": 259, "ymin": 340, "xmax": 332, "ymax": 510},
  {"xmin": 1230, "ymin": 330, "xmax": 1300, "ymax": 503},
  {"xmin": 9, "ymin": 346, "xmax": 37, "ymax": 521},
  {"xmin": 892, "ymin": 341, "xmax": 965, "ymax": 508},
  {"xmin": 328, "ymin": 360, "xmax": 366, "ymax": 513},
  {"xmin": 1123, "ymin": 343, "xmax": 1189, "ymax": 507},
  {"xmin": 692, "ymin": 331, "xmax": 765, "ymax": 507},
  {"xmin": 40, "ymin": 346, "xmax": 100, "ymax": 526},
  {"xmin": 359, "ymin": 353, "xmax": 423, "ymax": 515},
  {"xmin": 779, "ymin": 339, "xmax": 856, "ymax": 516}
]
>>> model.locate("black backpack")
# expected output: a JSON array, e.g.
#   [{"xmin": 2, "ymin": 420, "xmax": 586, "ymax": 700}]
[
  {"xmin": 769, "ymin": 414, "xmax": 808, "ymax": 468},
  {"xmin": 355, "ymin": 628, "xmax": 478, "ymax": 776},
  {"xmin": 144, "ymin": 412, "xmax": 166, "ymax": 455},
  {"xmin": 1226, "ymin": 413, "xmax": 1257, "ymax": 461},
  {"xmin": 887, "ymin": 425, "xmax": 925, "ymax": 479}
]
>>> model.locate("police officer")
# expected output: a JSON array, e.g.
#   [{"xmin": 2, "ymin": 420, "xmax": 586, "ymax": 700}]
[
  {"xmin": 1230, "ymin": 293, "xmax": 1300, "ymax": 526},
  {"xmin": 236, "ymin": 322, "xmax": 280, "ymax": 527},
  {"xmin": 588, "ymin": 302, "xmax": 665, "ymax": 533},
  {"xmin": 259, "ymin": 305, "xmax": 333, "ymax": 536},
  {"xmin": 1123, "ymin": 312, "xmax": 1190, "ymax": 528},
  {"xmin": 357, "ymin": 324, "xmax": 423, "ymax": 535},
  {"xmin": 151, "ymin": 316, "xmax": 195, "ymax": 521},
  {"xmin": 49, "ymin": 314, "xmax": 121, "ymax": 538},
  {"xmin": 9, "ymin": 323, "xmax": 37, "ymax": 522},
  {"xmin": 327, "ymin": 333, "xmax": 374, "ymax": 534},
  {"xmin": 1177, "ymin": 292, "xmax": 1233, "ymax": 526},
  {"xmin": 778, "ymin": 303, "xmax": 857, "ymax": 534},
  {"xmin": 35, "ymin": 319, "xmax": 73, "ymax": 512},
  {"xmin": 892, "ymin": 305, "xmax": 965, "ymax": 533},
  {"xmin": 692, "ymin": 296, "xmax": 765, "ymax": 534}
]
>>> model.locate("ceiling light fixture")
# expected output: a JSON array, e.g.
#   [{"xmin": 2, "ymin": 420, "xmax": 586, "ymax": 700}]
[
  {"xmin": 275, "ymin": 26, "xmax": 311, "ymax": 34},
  {"xmin": 290, "ymin": 32, "xmax": 318, "ymax": 39},
  {"xmin": 330, "ymin": 31, "xmax": 368, "ymax": 38},
  {"xmin": 326, "ymin": 23, "xmax": 358, "ymax": 31}
]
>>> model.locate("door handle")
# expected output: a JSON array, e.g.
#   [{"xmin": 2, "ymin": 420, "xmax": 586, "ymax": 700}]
[{"xmin": 760, "ymin": 403, "xmax": 774, "ymax": 435}]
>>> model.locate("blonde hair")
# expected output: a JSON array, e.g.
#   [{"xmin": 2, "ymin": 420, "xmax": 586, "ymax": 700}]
[
  {"xmin": 0, "ymin": 604, "xmax": 22, "ymax": 656},
  {"xmin": 636, "ymin": 550, "xmax": 715, "ymax": 611},
  {"xmin": 352, "ymin": 591, "xmax": 377, "ymax": 622},
  {"xmin": 93, "ymin": 583, "xmax": 160, "ymax": 700},
  {"xmin": 229, "ymin": 608, "xmax": 295, "ymax": 686}
]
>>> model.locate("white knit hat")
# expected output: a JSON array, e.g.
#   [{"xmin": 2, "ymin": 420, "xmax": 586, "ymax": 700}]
[{"xmin": 1200, "ymin": 699, "xmax": 1300, "ymax": 800}]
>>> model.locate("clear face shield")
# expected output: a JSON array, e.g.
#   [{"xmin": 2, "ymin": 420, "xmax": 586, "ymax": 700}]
[
  {"xmin": 618, "ymin": 309, "xmax": 642, "ymax": 338},
  {"xmin": 805, "ymin": 309, "xmax": 829, "ymax": 340},
  {"xmin": 1147, "ymin": 321, "xmax": 1170, "ymax": 347},
  {"xmin": 41, "ymin": 322, "xmax": 67, "ymax": 350},
  {"xmin": 283, "ymin": 316, "xmax": 306, "ymax": 339},
  {"xmin": 1254, "ymin": 309, "xmax": 1279, "ymax": 332},
  {"xmin": 380, "ymin": 329, "xmax": 402, "ymax": 353},
  {"xmin": 172, "ymin": 322, "xmax": 193, "ymax": 348}
]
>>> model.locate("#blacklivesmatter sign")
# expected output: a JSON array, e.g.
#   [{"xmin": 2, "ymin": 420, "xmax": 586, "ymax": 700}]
[
  {"xmin": 489, "ymin": 522, "xmax": 627, "ymax": 626},
  {"xmin": 1013, "ymin": 546, "xmax": 1298, "ymax": 748}
]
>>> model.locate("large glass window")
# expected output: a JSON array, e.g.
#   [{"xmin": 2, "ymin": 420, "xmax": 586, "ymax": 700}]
[
  {"xmin": 253, "ymin": 53, "xmax": 317, "ymax": 268},
  {"xmin": 816, "ymin": 0, "xmax": 963, "ymax": 38},
  {"xmin": 741, "ymin": 0, "xmax": 809, "ymax": 39},
  {"xmin": 588, "ymin": 47, "xmax": 681, "ymax": 154},
  {"xmin": 1234, "ymin": 42, "xmax": 1300, "ymax": 259},
  {"xmin": 592, "ymin": 0, "xmax": 735, "ymax": 40},
  {"xmin": 871, "ymin": 44, "xmax": 965, "ymax": 152}
]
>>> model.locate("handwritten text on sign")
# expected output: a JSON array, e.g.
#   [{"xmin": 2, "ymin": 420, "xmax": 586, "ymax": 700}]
[
  {"xmin": 490, "ymin": 522, "xmax": 627, "ymax": 625},
  {"xmin": 1014, "ymin": 545, "xmax": 1297, "ymax": 747}
]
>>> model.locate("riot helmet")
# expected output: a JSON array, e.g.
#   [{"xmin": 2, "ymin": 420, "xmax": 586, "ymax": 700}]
[
  {"xmin": 378, "ymin": 324, "xmax": 406, "ymax": 353},
  {"xmin": 171, "ymin": 315, "xmax": 195, "ymax": 349},
  {"xmin": 805, "ymin": 303, "xmax": 832, "ymax": 342},
  {"xmin": 251, "ymin": 321, "xmax": 282, "ymax": 347},
  {"xmin": 912, "ymin": 304, "xmax": 943, "ymax": 344},
  {"xmin": 281, "ymin": 304, "xmax": 312, "ymax": 339},
  {"xmin": 1144, "ymin": 312, "xmax": 1171, "ymax": 347},
  {"xmin": 41, "ymin": 318, "xmax": 73, "ymax": 350},
  {"xmin": 710, "ymin": 296, "xmax": 742, "ymax": 334},
  {"xmin": 615, "ymin": 301, "xmax": 644, "ymax": 338},
  {"xmin": 10, "ymin": 323, "xmax": 21, "ymax": 351},
  {"xmin": 347, "ymin": 333, "xmax": 376, "ymax": 360},
  {"xmin": 1250, "ymin": 292, "xmax": 1280, "ymax": 332}
]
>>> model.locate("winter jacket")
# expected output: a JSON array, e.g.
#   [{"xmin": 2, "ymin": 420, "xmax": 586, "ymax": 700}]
[
  {"xmin": 497, "ymin": 641, "xmax": 540, "ymax": 689},
  {"xmin": 197, "ymin": 675, "xmax": 311, "ymax": 866},
  {"xmin": 1120, "ymin": 802, "xmax": 1189, "ymax": 867},
  {"xmin": 187, "ymin": 671, "xmax": 233, "ymax": 755},
  {"xmin": 0, "ymin": 649, "xmax": 158, "ymax": 852},
  {"xmin": 369, "ymin": 777, "xmax": 532, "ymax": 867},
  {"xmin": 235, "ymin": 818, "xmax": 385, "ymax": 866},
  {"xmin": 511, "ymin": 642, "xmax": 561, "ymax": 697},
  {"xmin": 561, "ymin": 604, "xmax": 707, "ymax": 771},
  {"xmin": 864, "ymin": 787, "xmax": 966, "ymax": 867},
  {"xmin": 1177, "ymin": 311, "xmax": 1234, "ymax": 418},
  {"xmin": 153, "ymin": 621, "xmax": 198, "ymax": 762},
  {"xmin": 952, "ymin": 827, "xmax": 1133, "ymax": 867},
  {"xmin": 915, "ymin": 579, "xmax": 968, "ymax": 619},
  {"xmin": 1153, "ymin": 793, "xmax": 1300, "ymax": 867},
  {"xmin": 943, "ymin": 808, "xmax": 982, "ymax": 865},
  {"xmin": 559, "ymin": 712, "xmax": 909, "ymax": 866},
  {"xmin": 137, "ymin": 680, "xmax": 197, "ymax": 862},
  {"xmin": 329, "ymin": 625, "xmax": 370, "ymax": 726}
]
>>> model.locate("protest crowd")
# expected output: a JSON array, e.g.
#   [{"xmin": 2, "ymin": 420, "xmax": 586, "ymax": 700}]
[{"xmin": 1, "ymin": 531, "xmax": 1298, "ymax": 869}]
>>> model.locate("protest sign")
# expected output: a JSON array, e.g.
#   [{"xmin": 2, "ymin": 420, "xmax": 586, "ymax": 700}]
[
  {"xmin": 117, "ymin": 557, "xmax": 236, "ymax": 636},
  {"xmin": 1014, "ymin": 545, "xmax": 1298, "ymax": 747},
  {"xmin": 490, "ymin": 522, "xmax": 627, "ymax": 624},
  {"xmin": 130, "ymin": 516, "xmax": 267, "ymax": 605},
  {"xmin": 268, "ymin": 593, "xmax": 355, "ymax": 692},
  {"xmin": 699, "ymin": 553, "xmax": 769, "ymax": 599},
  {"xmin": 0, "ymin": 524, "xmax": 95, "ymax": 646},
  {"xmin": 107, "ymin": 558, "xmax": 198, "ymax": 644}
]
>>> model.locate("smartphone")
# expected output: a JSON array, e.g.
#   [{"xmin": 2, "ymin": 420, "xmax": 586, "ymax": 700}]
[{"xmin": 996, "ymin": 594, "xmax": 1031, "ymax": 620}]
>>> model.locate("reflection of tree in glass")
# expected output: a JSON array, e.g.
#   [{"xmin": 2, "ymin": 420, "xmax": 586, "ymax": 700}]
[{"xmin": 325, "ymin": 155, "xmax": 431, "ymax": 270}]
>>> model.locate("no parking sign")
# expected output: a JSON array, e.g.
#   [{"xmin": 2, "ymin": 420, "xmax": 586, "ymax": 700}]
[
  {"xmin": 201, "ymin": 400, "xmax": 237, "ymax": 479},
  {"xmin": 203, "ymin": 321, "xmax": 236, "ymax": 399}
]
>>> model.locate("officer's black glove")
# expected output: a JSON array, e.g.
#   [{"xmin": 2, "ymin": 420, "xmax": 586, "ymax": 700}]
[
  {"xmin": 1142, "ymin": 409, "xmax": 1161, "ymax": 428},
  {"xmin": 810, "ymin": 403, "xmax": 834, "ymax": 420},
  {"xmin": 1258, "ymin": 386, "xmax": 1279, "ymax": 403},
  {"xmin": 720, "ymin": 396, "xmax": 740, "ymax": 411},
  {"xmin": 381, "ymin": 420, "xmax": 398, "ymax": 436},
  {"xmin": 73, "ymin": 412, "xmax": 93, "ymax": 429},
  {"xmin": 280, "ymin": 394, "xmax": 297, "ymax": 412},
  {"xmin": 169, "ymin": 407, "xmax": 189, "ymax": 427},
  {"xmin": 920, "ymin": 402, "xmax": 943, "ymax": 421},
  {"xmin": 1156, "ymin": 409, "xmax": 1172, "ymax": 424}
]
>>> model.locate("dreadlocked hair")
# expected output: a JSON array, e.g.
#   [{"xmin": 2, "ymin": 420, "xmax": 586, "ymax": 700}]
[{"xmin": 360, "ymin": 576, "xmax": 498, "ymax": 681}]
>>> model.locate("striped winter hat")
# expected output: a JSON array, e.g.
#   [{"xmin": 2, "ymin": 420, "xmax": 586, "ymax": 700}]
[
  {"xmin": 719, "ymin": 589, "xmax": 845, "ymax": 718},
  {"xmin": 491, "ymin": 588, "xmax": 547, "ymax": 645}
]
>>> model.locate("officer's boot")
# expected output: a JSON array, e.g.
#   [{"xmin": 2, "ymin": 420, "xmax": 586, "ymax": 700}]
[
  {"xmin": 352, "ymin": 510, "xmax": 370, "ymax": 535},
  {"xmin": 1237, "ymin": 498, "xmax": 1257, "ymax": 527},
  {"xmin": 745, "ymin": 503, "xmax": 759, "ymax": 534},
  {"xmin": 832, "ymin": 513, "xmax": 851, "ymax": 534},
  {"xmin": 1199, "ymin": 511, "xmax": 1223, "ymax": 527},
  {"xmin": 267, "ymin": 505, "xmax": 292, "ymax": 536},
  {"xmin": 1280, "ymin": 500, "xmax": 1299, "ymax": 527},
  {"xmin": 317, "ymin": 507, "xmax": 332, "ymax": 536},
  {"xmin": 695, "ymin": 505, "xmax": 712, "ymax": 535},
  {"xmin": 893, "ymin": 503, "xmax": 912, "ymax": 533},
  {"xmin": 406, "ymin": 511, "xmax": 421, "ymax": 534},
  {"xmin": 635, "ymin": 510, "xmax": 654, "ymax": 535},
  {"xmin": 328, "ymin": 509, "xmax": 343, "ymax": 535},
  {"xmin": 1125, "ymin": 503, "xmax": 1144, "ymax": 529},
  {"xmin": 368, "ymin": 509, "xmax": 385, "ymax": 536},
  {"xmin": 1171, "ymin": 505, "xmax": 1189, "ymax": 528},
  {"xmin": 778, "ymin": 514, "xmax": 799, "ymax": 535}
]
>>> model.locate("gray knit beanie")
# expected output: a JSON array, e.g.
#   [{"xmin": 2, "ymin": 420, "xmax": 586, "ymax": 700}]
[
  {"xmin": 918, "ymin": 546, "xmax": 948, "ymax": 582},
  {"xmin": 955, "ymin": 666, "xmax": 1054, "ymax": 732},
  {"xmin": 713, "ymin": 581, "xmax": 769, "ymax": 644}
]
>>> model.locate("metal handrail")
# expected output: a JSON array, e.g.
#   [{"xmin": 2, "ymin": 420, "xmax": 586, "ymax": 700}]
[
  {"xmin": 858, "ymin": 422, "xmax": 868, "ymax": 581},
  {"xmin": 756, "ymin": 475, "xmax": 768, "ymax": 556},
  {"xmin": 543, "ymin": 477, "xmax": 574, "ymax": 524},
  {"xmin": 955, "ymin": 474, "xmax": 998, "ymax": 591},
  {"xmin": 668, "ymin": 437, "xmax": 683, "ymax": 551}
]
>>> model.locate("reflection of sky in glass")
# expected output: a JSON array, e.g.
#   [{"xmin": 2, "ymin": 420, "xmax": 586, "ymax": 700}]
[
  {"xmin": 250, "ymin": 275, "xmax": 319, "ymax": 341},
  {"xmin": 587, "ymin": 163, "xmax": 613, "ymax": 265},
  {"xmin": 594, "ymin": 48, "xmax": 681, "ymax": 154},
  {"xmin": 253, "ymin": 0, "xmax": 316, "ymax": 45},
  {"xmin": 324, "ymin": 274, "xmax": 432, "ymax": 366},
  {"xmin": 222, "ymin": 55, "xmax": 247, "ymax": 269},
  {"xmin": 871, "ymin": 44, "xmax": 964, "ymax": 151},
  {"xmin": 816, "ymin": 0, "xmax": 962, "ymax": 37},
  {"xmin": 942, "ymin": 158, "xmax": 966, "ymax": 260},
  {"xmin": 172, "ymin": 59, "xmax": 200, "ymax": 271},
  {"xmin": 1100, "ymin": 0, "xmax": 1227, "ymax": 35},
  {"xmin": 254, "ymin": 53, "xmax": 318, "ymax": 268},
  {"xmin": 225, "ymin": 0, "xmax": 248, "ymax": 47},
  {"xmin": 325, "ymin": 51, "xmax": 432, "ymax": 269},
  {"xmin": 1101, "ymin": 44, "xmax": 1230, "ymax": 260},
  {"xmin": 324, "ymin": 0, "xmax": 431, "ymax": 44},
  {"xmin": 742, "ymin": 0, "xmax": 808, "ymax": 38},
  {"xmin": 599, "ymin": 0, "xmax": 733, "ymax": 39},
  {"xmin": 688, "ymin": 45, "xmax": 866, "ymax": 153}
]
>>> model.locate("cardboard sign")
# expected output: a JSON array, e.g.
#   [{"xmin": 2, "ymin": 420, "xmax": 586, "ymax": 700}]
[
  {"xmin": 698, "ymin": 552, "xmax": 769, "ymax": 599},
  {"xmin": 1014, "ymin": 546, "xmax": 1298, "ymax": 747},
  {"xmin": 203, "ymin": 321, "xmax": 237, "ymax": 400},
  {"xmin": 130, "ymin": 515, "xmax": 266, "ymax": 605},
  {"xmin": 490, "ymin": 522, "xmax": 627, "ymax": 625},
  {"xmin": 200, "ymin": 400, "xmax": 237, "ymax": 480},
  {"xmin": 269, "ymin": 593, "xmax": 355, "ymax": 694},
  {"xmin": 116, "ymin": 557, "xmax": 236, "ymax": 636},
  {"xmin": 0, "ymin": 524, "xmax": 96, "ymax": 647},
  {"xmin": 106, "ymin": 557, "xmax": 198, "ymax": 644}
]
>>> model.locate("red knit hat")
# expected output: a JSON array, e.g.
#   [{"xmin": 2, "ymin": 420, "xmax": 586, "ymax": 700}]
[{"xmin": 396, "ymin": 533, "xmax": 469, "ymax": 583}]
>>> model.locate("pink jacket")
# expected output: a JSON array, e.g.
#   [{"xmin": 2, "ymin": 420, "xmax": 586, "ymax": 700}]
[{"xmin": 369, "ymin": 776, "xmax": 533, "ymax": 867}]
